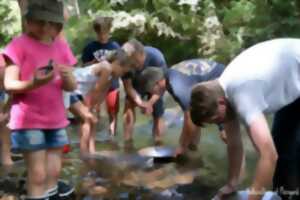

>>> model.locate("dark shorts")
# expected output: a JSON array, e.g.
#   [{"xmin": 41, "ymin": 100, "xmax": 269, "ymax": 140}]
[
  {"xmin": 272, "ymin": 97, "xmax": 300, "ymax": 199},
  {"xmin": 11, "ymin": 129, "xmax": 69, "ymax": 153},
  {"xmin": 109, "ymin": 78, "xmax": 120, "ymax": 91},
  {"xmin": 70, "ymin": 93, "xmax": 84, "ymax": 105},
  {"xmin": 150, "ymin": 96, "xmax": 164, "ymax": 118}
]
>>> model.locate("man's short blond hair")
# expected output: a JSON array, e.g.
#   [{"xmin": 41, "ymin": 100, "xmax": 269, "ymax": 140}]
[{"xmin": 190, "ymin": 81, "xmax": 220, "ymax": 126}]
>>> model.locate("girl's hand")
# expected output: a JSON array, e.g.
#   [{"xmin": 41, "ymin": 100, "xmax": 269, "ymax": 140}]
[
  {"xmin": 33, "ymin": 67, "xmax": 54, "ymax": 87},
  {"xmin": 55, "ymin": 64, "xmax": 73, "ymax": 80},
  {"xmin": 55, "ymin": 64, "xmax": 77, "ymax": 91}
]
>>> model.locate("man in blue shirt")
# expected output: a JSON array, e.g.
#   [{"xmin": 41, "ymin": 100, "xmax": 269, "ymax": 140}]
[
  {"xmin": 139, "ymin": 59, "xmax": 226, "ymax": 154},
  {"xmin": 122, "ymin": 39, "xmax": 167, "ymax": 145}
]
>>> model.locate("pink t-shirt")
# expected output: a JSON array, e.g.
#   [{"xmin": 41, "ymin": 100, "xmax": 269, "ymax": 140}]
[{"xmin": 4, "ymin": 34, "xmax": 77, "ymax": 129}]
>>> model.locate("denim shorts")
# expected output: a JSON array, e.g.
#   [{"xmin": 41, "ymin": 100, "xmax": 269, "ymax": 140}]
[
  {"xmin": 70, "ymin": 93, "xmax": 83, "ymax": 105},
  {"xmin": 11, "ymin": 129, "xmax": 69, "ymax": 153},
  {"xmin": 0, "ymin": 91, "xmax": 5, "ymax": 102}
]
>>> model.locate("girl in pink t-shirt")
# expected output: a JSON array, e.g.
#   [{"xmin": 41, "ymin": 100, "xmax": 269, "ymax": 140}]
[{"xmin": 3, "ymin": 2, "xmax": 76, "ymax": 200}]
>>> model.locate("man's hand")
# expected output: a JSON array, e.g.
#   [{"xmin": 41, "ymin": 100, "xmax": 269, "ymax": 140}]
[
  {"xmin": 140, "ymin": 102, "xmax": 153, "ymax": 115},
  {"xmin": 175, "ymin": 146, "xmax": 187, "ymax": 156},
  {"xmin": 212, "ymin": 181, "xmax": 238, "ymax": 200},
  {"xmin": 219, "ymin": 130, "xmax": 227, "ymax": 144}
]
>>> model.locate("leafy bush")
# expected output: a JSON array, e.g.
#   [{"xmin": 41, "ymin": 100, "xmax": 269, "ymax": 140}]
[
  {"xmin": 0, "ymin": 0, "xmax": 21, "ymax": 48},
  {"xmin": 3, "ymin": 0, "xmax": 300, "ymax": 66}
]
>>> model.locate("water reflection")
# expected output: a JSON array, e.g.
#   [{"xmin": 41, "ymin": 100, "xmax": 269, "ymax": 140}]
[
  {"xmin": 0, "ymin": 106, "xmax": 256, "ymax": 199},
  {"xmin": 77, "ymin": 145, "xmax": 201, "ymax": 199}
]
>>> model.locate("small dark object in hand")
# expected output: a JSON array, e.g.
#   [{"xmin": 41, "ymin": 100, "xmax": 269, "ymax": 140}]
[{"xmin": 39, "ymin": 60, "xmax": 54, "ymax": 74}]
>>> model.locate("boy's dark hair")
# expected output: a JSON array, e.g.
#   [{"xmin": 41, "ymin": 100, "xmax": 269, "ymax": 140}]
[
  {"xmin": 190, "ymin": 82, "xmax": 219, "ymax": 126},
  {"xmin": 93, "ymin": 16, "xmax": 113, "ymax": 33},
  {"xmin": 105, "ymin": 49, "xmax": 134, "ymax": 68}
]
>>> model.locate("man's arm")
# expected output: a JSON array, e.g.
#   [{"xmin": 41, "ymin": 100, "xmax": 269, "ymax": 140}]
[
  {"xmin": 247, "ymin": 114, "xmax": 278, "ymax": 200},
  {"xmin": 225, "ymin": 116, "xmax": 244, "ymax": 188},
  {"xmin": 122, "ymin": 79, "xmax": 144, "ymax": 107},
  {"xmin": 177, "ymin": 111, "xmax": 200, "ymax": 154},
  {"xmin": 147, "ymin": 94, "xmax": 160, "ymax": 106},
  {"xmin": 214, "ymin": 114, "xmax": 244, "ymax": 199},
  {"xmin": 141, "ymin": 94, "xmax": 161, "ymax": 115}
]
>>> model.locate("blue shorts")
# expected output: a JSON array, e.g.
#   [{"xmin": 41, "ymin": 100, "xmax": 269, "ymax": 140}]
[
  {"xmin": 70, "ymin": 93, "xmax": 83, "ymax": 105},
  {"xmin": 11, "ymin": 129, "xmax": 69, "ymax": 153},
  {"xmin": 0, "ymin": 91, "xmax": 6, "ymax": 102}
]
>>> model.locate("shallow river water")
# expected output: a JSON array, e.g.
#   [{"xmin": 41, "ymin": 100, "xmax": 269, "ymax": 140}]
[{"xmin": 0, "ymin": 104, "xmax": 259, "ymax": 200}]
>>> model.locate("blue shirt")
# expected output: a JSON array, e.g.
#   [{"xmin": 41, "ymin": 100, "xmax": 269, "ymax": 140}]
[
  {"xmin": 81, "ymin": 40, "xmax": 120, "ymax": 90},
  {"xmin": 166, "ymin": 59, "xmax": 225, "ymax": 130},
  {"xmin": 143, "ymin": 46, "xmax": 167, "ymax": 69},
  {"xmin": 123, "ymin": 46, "xmax": 167, "ymax": 94},
  {"xmin": 166, "ymin": 59, "xmax": 225, "ymax": 111}
]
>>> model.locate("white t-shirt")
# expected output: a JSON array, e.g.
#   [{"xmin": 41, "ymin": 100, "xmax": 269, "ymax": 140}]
[
  {"xmin": 73, "ymin": 63, "xmax": 112, "ymax": 96},
  {"xmin": 219, "ymin": 38, "xmax": 300, "ymax": 125}
]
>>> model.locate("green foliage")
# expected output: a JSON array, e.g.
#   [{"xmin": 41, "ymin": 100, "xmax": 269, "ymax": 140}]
[
  {"xmin": 3, "ymin": 0, "xmax": 299, "ymax": 65},
  {"xmin": 0, "ymin": 0, "xmax": 21, "ymax": 47}
]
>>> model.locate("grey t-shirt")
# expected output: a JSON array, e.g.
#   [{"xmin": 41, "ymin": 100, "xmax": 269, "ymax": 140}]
[{"xmin": 219, "ymin": 38, "xmax": 300, "ymax": 125}]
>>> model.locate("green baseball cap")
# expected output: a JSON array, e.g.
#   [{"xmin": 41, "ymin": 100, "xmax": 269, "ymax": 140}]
[
  {"xmin": 25, "ymin": 0, "xmax": 64, "ymax": 24},
  {"xmin": 140, "ymin": 67, "xmax": 165, "ymax": 93}
]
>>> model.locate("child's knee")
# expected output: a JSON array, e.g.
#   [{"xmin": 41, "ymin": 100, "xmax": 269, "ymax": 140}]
[
  {"xmin": 47, "ymin": 165, "xmax": 61, "ymax": 180},
  {"xmin": 123, "ymin": 112, "xmax": 133, "ymax": 124},
  {"xmin": 83, "ymin": 112, "xmax": 97, "ymax": 125},
  {"xmin": 29, "ymin": 167, "xmax": 47, "ymax": 185}
]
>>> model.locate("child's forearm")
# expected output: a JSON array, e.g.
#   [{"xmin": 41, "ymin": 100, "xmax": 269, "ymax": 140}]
[
  {"xmin": 61, "ymin": 75, "xmax": 77, "ymax": 91},
  {"xmin": 4, "ymin": 65, "xmax": 44, "ymax": 93},
  {"xmin": 5, "ymin": 78, "xmax": 35, "ymax": 93},
  {"xmin": 147, "ymin": 94, "xmax": 160, "ymax": 106}
]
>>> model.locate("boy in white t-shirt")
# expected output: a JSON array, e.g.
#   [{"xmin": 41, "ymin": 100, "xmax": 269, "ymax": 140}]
[{"xmin": 190, "ymin": 38, "xmax": 300, "ymax": 200}]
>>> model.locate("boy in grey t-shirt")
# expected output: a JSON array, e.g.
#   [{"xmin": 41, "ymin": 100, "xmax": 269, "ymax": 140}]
[{"xmin": 190, "ymin": 38, "xmax": 300, "ymax": 200}]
